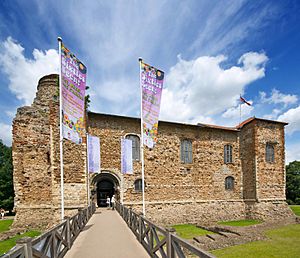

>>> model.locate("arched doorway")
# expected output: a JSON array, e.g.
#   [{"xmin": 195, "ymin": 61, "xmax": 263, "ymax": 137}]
[{"xmin": 92, "ymin": 171, "xmax": 120, "ymax": 207}]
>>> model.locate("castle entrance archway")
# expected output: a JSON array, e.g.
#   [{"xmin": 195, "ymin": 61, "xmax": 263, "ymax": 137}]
[{"xmin": 92, "ymin": 171, "xmax": 120, "ymax": 207}]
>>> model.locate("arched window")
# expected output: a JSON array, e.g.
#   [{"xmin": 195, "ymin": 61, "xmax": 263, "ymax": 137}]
[
  {"xmin": 125, "ymin": 135, "xmax": 140, "ymax": 161},
  {"xmin": 134, "ymin": 179, "xmax": 144, "ymax": 192},
  {"xmin": 224, "ymin": 144, "xmax": 233, "ymax": 163},
  {"xmin": 225, "ymin": 176, "xmax": 234, "ymax": 190},
  {"xmin": 180, "ymin": 139, "xmax": 193, "ymax": 164},
  {"xmin": 266, "ymin": 143, "xmax": 275, "ymax": 163}
]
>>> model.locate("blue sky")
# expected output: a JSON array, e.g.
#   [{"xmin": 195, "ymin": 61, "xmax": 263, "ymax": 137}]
[{"xmin": 0, "ymin": 0, "xmax": 299, "ymax": 163}]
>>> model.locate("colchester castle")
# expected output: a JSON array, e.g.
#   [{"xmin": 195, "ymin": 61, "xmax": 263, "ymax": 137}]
[{"xmin": 12, "ymin": 74, "xmax": 294, "ymax": 229}]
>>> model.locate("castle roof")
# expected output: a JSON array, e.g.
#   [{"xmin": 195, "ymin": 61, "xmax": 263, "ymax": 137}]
[{"xmin": 88, "ymin": 112, "xmax": 288, "ymax": 132}]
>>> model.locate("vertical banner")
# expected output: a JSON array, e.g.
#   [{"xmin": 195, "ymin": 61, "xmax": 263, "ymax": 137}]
[
  {"xmin": 121, "ymin": 139, "xmax": 133, "ymax": 174},
  {"xmin": 60, "ymin": 43, "xmax": 87, "ymax": 144},
  {"xmin": 88, "ymin": 135, "xmax": 100, "ymax": 173},
  {"xmin": 140, "ymin": 61, "xmax": 164, "ymax": 148}
]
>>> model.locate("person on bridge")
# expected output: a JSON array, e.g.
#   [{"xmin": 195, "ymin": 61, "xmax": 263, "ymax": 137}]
[
  {"xmin": 106, "ymin": 196, "xmax": 110, "ymax": 208},
  {"xmin": 111, "ymin": 195, "xmax": 115, "ymax": 210}
]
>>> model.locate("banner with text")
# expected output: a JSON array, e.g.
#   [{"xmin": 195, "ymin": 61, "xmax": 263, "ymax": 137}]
[
  {"xmin": 60, "ymin": 42, "xmax": 87, "ymax": 144},
  {"xmin": 88, "ymin": 135, "xmax": 100, "ymax": 173},
  {"xmin": 121, "ymin": 139, "xmax": 133, "ymax": 174},
  {"xmin": 140, "ymin": 61, "xmax": 164, "ymax": 148}
]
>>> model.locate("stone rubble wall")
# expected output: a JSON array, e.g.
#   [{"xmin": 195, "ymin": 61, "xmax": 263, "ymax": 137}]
[
  {"xmin": 255, "ymin": 121, "xmax": 286, "ymax": 200},
  {"xmin": 12, "ymin": 74, "xmax": 293, "ymax": 229},
  {"xmin": 13, "ymin": 74, "xmax": 87, "ymax": 229}
]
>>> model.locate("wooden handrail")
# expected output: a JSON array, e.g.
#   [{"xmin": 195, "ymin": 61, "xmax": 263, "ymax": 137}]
[
  {"xmin": 3, "ymin": 203, "xmax": 96, "ymax": 258},
  {"xmin": 116, "ymin": 202, "xmax": 215, "ymax": 258}
]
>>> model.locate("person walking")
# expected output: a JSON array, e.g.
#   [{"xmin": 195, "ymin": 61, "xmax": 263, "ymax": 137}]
[
  {"xmin": 0, "ymin": 209, "xmax": 5, "ymax": 219},
  {"xmin": 111, "ymin": 195, "xmax": 115, "ymax": 210},
  {"xmin": 106, "ymin": 196, "xmax": 110, "ymax": 208}
]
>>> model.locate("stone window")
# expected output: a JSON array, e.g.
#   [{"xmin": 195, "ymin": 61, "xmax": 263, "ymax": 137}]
[
  {"xmin": 125, "ymin": 134, "xmax": 140, "ymax": 161},
  {"xmin": 180, "ymin": 139, "xmax": 193, "ymax": 164},
  {"xmin": 266, "ymin": 143, "xmax": 275, "ymax": 163},
  {"xmin": 224, "ymin": 144, "xmax": 233, "ymax": 163},
  {"xmin": 134, "ymin": 179, "xmax": 143, "ymax": 192},
  {"xmin": 225, "ymin": 176, "xmax": 234, "ymax": 190}
]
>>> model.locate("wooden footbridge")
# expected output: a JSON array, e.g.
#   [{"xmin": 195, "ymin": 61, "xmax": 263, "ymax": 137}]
[{"xmin": 3, "ymin": 203, "xmax": 215, "ymax": 258}]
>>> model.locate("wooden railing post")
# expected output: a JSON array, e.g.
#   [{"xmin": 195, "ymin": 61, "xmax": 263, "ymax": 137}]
[
  {"xmin": 138, "ymin": 214, "xmax": 143, "ymax": 243},
  {"xmin": 78, "ymin": 208, "xmax": 83, "ymax": 229},
  {"xmin": 16, "ymin": 237, "xmax": 33, "ymax": 258},
  {"xmin": 64, "ymin": 216, "xmax": 71, "ymax": 249},
  {"xmin": 129, "ymin": 208, "xmax": 133, "ymax": 228},
  {"xmin": 166, "ymin": 228, "xmax": 176, "ymax": 258}
]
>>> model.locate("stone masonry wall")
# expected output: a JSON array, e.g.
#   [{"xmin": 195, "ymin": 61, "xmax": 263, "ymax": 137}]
[
  {"xmin": 88, "ymin": 113, "xmax": 245, "ymax": 223},
  {"xmin": 240, "ymin": 122, "xmax": 256, "ymax": 200},
  {"xmin": 13, "ymin": 74, "xmax": 87, "ymax": 229},
  {"xmin": 88, "ymin": 113, "xmax": 293, "ymax": 224},
  {"xmin": 12, "ymin": 74, "xmax": 293, "ymax": 228},
  {"xmin": 255, "ymin": 121, "xmax": 286, "ymax": 200}
]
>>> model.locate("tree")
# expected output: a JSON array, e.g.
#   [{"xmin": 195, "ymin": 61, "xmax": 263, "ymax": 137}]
[
  {"xmin": 0, "ymin": 140, "xmax": 14, "ymax": 211},
  {"xmin": 286, "ymin": 160, "xmax": 300, "ymax": 205}
]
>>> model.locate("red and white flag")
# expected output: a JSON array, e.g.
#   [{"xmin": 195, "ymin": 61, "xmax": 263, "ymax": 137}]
[{"xmin": 240, "ymin": 95, "xmax": 251, "ymax": 106}]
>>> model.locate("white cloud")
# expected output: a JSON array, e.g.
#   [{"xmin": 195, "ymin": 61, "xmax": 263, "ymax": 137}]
[
  {"xmin": 260, "ymin": 89, "xmax": 298, "ymax": 107},
  {"xmin": 262, "ymin": 108, "xmax": 281, "ymax": 120},
  {"xmin": 160, "ymin": 52, "xmax": 267, "ymax": 123},
  {"xmin": 0, "ymin": 123, "xmax": 12, "ymax": 146},
  {"xmin": 222, "ymin": 102, "xmax": 254, "ymax": 119},
  {"xmin": 286, "ymin": 142, "xmax": 300, "ymax": 164},
  {"xmin": 0, "ymin": 37, "xmax": 58, "ymax": 105},
  {"xmin": 278, "ymin": 106, "xmax": 300, "ymax": 135},
  {"xmin": 5, "ymin": 110, "xmax": 17, "ymax": 119}
]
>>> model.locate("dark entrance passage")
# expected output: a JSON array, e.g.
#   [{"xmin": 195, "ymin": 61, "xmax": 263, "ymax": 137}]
[
  {"xmin": 97, "ymin": 179, "xmax": 115, "ymax": 207},
  {"xmin": 93, "ymin": 172, "xmax": 120, "ymax": 208}
]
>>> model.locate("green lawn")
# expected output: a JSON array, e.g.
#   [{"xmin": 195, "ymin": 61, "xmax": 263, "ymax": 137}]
[
  {"xmin": 290, "ymin": 205, "xmax": 300, "ymax": 216},
  {"xmin": 218, "ymin": 219, "xmax": 262, "ymax": 227},
  {"xmin": 172, "ymin": 224, "xmax": 213, "ymax": 239},
  {"xmin": 0, "ymin": 220, "xmax": 13, "ymax": 233},
  {"xmin": 0, "ymin": 230, "xmax": 41, "ymax": 255},
  {"xmin": 212, "ymin": 224, "xmax": 300, "ymax": 258}
]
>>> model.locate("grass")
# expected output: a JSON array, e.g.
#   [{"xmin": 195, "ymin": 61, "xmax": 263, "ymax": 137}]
[
  {"xmin": 218, "ymin": 219, "xmax": 262, "ymax": 227},
  {"xmin": 290, "ymin": 205, "xmax": 300, "ymax": 216},
  {"xmin": 211, "ymin": 224, "xmax": 300, "ymax": 258},
  {"xmin": 0, "ymin": 220, "xmax": 13, "ymax": 233},
  {"xmin": 172, "ymin": 224, "xmax": 213, "ymax": 239},
  {"xmin": 0, "ymin": 230, "xmax": 41, "ymax": 255}
]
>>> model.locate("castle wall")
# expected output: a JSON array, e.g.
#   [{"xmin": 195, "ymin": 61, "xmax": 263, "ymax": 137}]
[
  {"xmin": 240, "ymin": 122, "xmax": 256, "ymax": 200},
  {"xmin": 255, "ymin": 121, "xmax": 286, "ymax": 200},
  {"xmin": 12, "ymin": 74, "xmax": 293, "ymax": 228},
  {"xmin": 12, "ymin": 75, "xmax": 87, "ymax": 229}
]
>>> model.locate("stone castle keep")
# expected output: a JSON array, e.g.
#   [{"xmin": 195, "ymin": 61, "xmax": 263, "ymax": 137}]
[{"xmin": 12, "ymin": 74, "xmax": 294, "ymax": 228}]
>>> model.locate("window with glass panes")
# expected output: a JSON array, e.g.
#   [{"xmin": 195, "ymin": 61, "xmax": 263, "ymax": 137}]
[
  {"xmin": 134, "ymin": 179, "xmax": 143, "ymax": 192},
  {"xmin": 180, "ymin": 139, "xmax": 192, "ymax": 164},
  {"xmin": 224, "ymin": 144, "xmax": 233, "ymax": 163},
  {"xmin": 225, "ymin": 176, "xmax": 234, "ymax": 190},
  {"xmin": 125, "ymin": 135, "xmax": 140, "ymax": 161},
  {"xmin": 266, "ymin": 143, "xmax": 275, "ymax": 163}
]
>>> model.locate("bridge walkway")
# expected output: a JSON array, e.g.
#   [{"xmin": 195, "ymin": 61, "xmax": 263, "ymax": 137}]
[{"xmin": 64, "ymin": 208, "xmax": 149, "ymax": 258}]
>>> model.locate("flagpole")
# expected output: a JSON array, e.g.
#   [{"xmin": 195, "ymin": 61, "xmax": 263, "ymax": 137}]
[
  {"xmin": 139, "ymin": 58, "xmax": 146, "ymax": 216},
  {"xmin": 58, "ymin": 37, "xmax": 65, "ymax": 221},
  {"xmin": 239, "ymin": 95, "xmax": 242, "ymax": 125},
  {"xmin": 86, "ymin": 133, "xmax": 90, "ymax": 206}
]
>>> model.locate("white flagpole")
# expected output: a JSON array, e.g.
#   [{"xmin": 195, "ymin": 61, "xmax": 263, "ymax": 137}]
[
  {"xmin": 239, "ymin": 95, "xmax": 242, "ymax": 125},
  {"xmin": 86, "ymin": 133, "xmax": 90, "ymax": 206},
  {"xmin": 58, "ymin": 37, "xmax": 65, "ymax": 221},
  {"xmin": 139, "ymin": 58, "xmax": 146, "ymax": 216}
]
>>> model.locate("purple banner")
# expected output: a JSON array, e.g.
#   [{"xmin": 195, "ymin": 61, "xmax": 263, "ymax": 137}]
[
  {"xmin": 121, "ymin": 139, "xmax": 133, "ymax": 174},
  {"xmin": 61, "ymin": 42, "xmax": 87, "ymax": 144},
  {"xmin": 140, "ymin": 61, "xmax": 164, "ymax": 148},
  {"xmin": 88, "ymin": 135, "xmax": 100, "ymax": 173}
]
